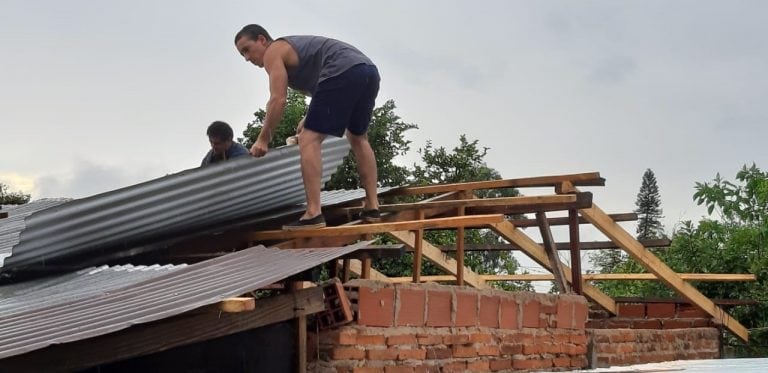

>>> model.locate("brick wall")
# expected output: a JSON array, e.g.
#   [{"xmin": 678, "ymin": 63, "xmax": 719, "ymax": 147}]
[
  {"xmin": 587, "ymin": 301, "xmax": 715, "ymax": 330},
  {"xmin": 589, "ymin": 328, "xmax": 720, "ymax": 367},
  {"xmin": 309, "ymin": 280, "xmax": 589, "ymax": 372}
]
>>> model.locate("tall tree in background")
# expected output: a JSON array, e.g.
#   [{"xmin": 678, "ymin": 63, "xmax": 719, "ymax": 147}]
[
  {"xmin": 239, "ymin": 89, "xmax": 308, "ymax": 150},
  {"xmin": 0, "ymin": 183, "xmax": 30, "ymax": 205},
  {"xmin": 635, "ymin": 168, "xmax": 665, "ymax": 239}
]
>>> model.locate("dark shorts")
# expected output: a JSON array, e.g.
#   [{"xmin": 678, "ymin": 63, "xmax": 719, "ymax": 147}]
[{"xmin": 304, "ymin": 64, "xmax": 380, "ymax": 137}]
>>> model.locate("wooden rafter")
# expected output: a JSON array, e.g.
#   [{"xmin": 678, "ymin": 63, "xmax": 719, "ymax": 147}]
[
  {"xmin": 490, "ymin": 220, "xmax": 617, "ymax": 314},
  {"xmin": 250, "ymin": 214, "xmax": 505, "ymax": 241},
  {"xmin": 384, "ymin": 172, "xmax": 605, "ymax": 196},
  {"xmin": 437, "ymin": 238, "xmax": 671, "ymax": 252},
  {"xmin": 560, "ymin": 183, "xmax": 750, "ymax": 342},
  {"xmin": 508, "ymin": 213, "xmax": 637, "ymax": 228},
  {"xmin": 387, "ymin": 273, "xmax": 757, "ymax": 283}
]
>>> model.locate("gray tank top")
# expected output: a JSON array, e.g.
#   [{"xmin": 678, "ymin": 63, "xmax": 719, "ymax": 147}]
[{"xmin": 279, "ymin": 35, "xmax": 374, "ymax": 95}]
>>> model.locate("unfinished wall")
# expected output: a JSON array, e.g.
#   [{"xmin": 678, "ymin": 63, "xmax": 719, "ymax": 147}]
[
  {"xmin": 586, "ymin": 301, "xmax": 720, "ymax": 367},
  {"xmin": 309, "ymin": 280, "xmax": 589, "ymax": 372}
]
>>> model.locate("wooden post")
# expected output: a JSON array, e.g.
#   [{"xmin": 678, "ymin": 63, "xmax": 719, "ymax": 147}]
[
  {"xmin": 361, "ymin": 233, "xmax": 373, "ymax": 279},
  {"xmin": 342, "ymin": 259, "xmax": 351, "ymax": 283},
  {"xmin": 456, "ymin": 206, "xmax": 466, "ymax": 286},
  {"xmin": 569, "ymin": 209, "xmax": 583, "ymax": 294},
  {"xmin": 412, "ymin": 209, "xmax": 424, "ymax": 283},
  {"xmin": 291, "ymin": 282, "xmax": 307, "ymax": 373},
  {"xmin": 536, "ymin": 211, "xmax": 570, "ymax": 293}
]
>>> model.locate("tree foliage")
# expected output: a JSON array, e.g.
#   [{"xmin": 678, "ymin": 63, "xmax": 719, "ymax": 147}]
[
  {"xmin": 239, "ymin": 89, "xmax": 308, "ymax": 150},
  {"xmin": 635, "ymin": 168, "xmax": 665, "ymax": 240},
  {"xmin": 0, "ymin": 183, "xmax": 30, "ymax": 205}
]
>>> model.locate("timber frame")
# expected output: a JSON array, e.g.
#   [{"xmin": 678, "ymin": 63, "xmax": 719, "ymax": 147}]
[{"xmin": 250, "ymin": 171, "xmax": 753, "ymax": 343}]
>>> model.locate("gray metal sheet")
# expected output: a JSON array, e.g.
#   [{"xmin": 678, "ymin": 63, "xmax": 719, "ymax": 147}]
[
  {"xmin": 0, "ymin": 199, "xmax": 71, "ymax": 267},
  {"xmin": 0, "ymin": 241, "xmax": 369, "ymax": 359},
  {"xmin": 0, "ymin": 138, "xmax": 350, "ymax": 272}
]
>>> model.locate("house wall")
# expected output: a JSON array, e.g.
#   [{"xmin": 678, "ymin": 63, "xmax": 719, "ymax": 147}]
[{"xmin": 309, "ymin": 280, "xmax": 589, "ymax": 372}]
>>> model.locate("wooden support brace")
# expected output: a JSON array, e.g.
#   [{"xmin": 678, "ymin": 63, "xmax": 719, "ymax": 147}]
[
  {"xmin": 537, "ymin": 211, "xmax": 570, "ymax": 293},
  {"xmin": 456, "ymin": 206, "xmax": 465, "ymax": 286},
  {"xmin": 217, "ymin": 297, "xmax": 255, "ymax": 313},
  {"xmin": 569, "ymin": 209, "xmax": 583, "ymax": 294}
]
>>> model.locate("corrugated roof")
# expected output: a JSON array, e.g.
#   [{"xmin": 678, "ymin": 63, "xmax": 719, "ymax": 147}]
[
  {"xmin": 0, "ymin": 199, "xmax": 71, "ymax": 268},
  {"xmin": 0, "ymin": 241, "xmax": 369, "ymax": 359},
  {"xmin": 0, "ymin": 139, "xmax": 350, "ymax": 274}
]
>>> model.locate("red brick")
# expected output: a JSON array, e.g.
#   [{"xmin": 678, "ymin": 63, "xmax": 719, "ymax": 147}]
[
  {"xmin": 388, "ymin": 334, "xmax": 418, "ymax": 346},
  {"xmin": 424, "ymin": 347, "xmax": 452, "ymax": 359},
  {"xmin": 500, "ymin": 343, "xmax": 523, "ymax": 355},
  {"xmin": 692, "ymin": 318, "xmax": 712, "ymax": 327},
  {"xmin": 336, "ymin": 329, "xmax": 357, "ymax": 345},
  {"xmin": 540, "ymin": 301, "xmax": 558, "ymax": 314},
  {"xmin": 416, "ymin": 334, "xmax": 443, "ymax": 345},
  {"xmin": 413, "ymin": 365, "xmax": 440, "ymax": 373},
  {"xmin": 489, "ymin": 359, "xmax": 512, "ymax": 371},
  {"xmin": 606, "ymin": 319, "xmax": 632, "ymax": 328},
  {"xmin": 440, "ymin": 362, "xmax": 466, "ymax": 373},
  {"xmin": 585, "ymin": 319, "xmax": 604, "ymax": 328},
  {"xmin": 367, "ymin": 348, "xmax": 399, "ymax": 360},
  {"xmin": 571, "ymin": 333, "xmax": 588, "ymax": 345},
  {"xmin": 553, "ymin": 357, "xmax": 571, "ymax": 367},
  {"xmin": 513, "ymin": 359, "xmax": 541, "ymax": 370},
  {"xmin": 385, "ymin": 367, "xmax": 414, "ymax": 373},
  {"xmin": 499, "ymin": 298, "xmax": 519, "ymax": 329},
  {"xmin": 663, "ymin": 319, "xmax": 694, "ymax": 329},
  {"xmin": 425, "ymin": 290, "xmax": 452, "ymax": 327},
  {"xmin": 357, "ymin": 334, "xmax": 386, "ymax": 345},
  {"xmin": 478, "ymin": 345, "xmax": 501, "ymax": 356},
  {"xmin": 443, "ymin": 334, "xmax": 470, "ymax": 345},
  {"xmin": 647, "ymin": 303, "xmax": 676, "ymax": 318},
  {"xmin": 522, "ymin": 343, "xmax": 542, "ymax": 355},
  {"xmin": 353, "ymin": 368, "xmax": 384, "ymax": 373},
  {"xmin": 565, "ymin": 343, "xmax": 588, "ymax": 355},
  {"xmin": 452, "ymin": 345, "xmax": 477, "ymax": 358},
  {"xmin": 467, "ymin": 360, "xmax": 490, "ymax": 372},
  {"xmin": 522, "ymin": 300, "xmax": 540, "ymax": 328},
  {"xmin": 398, "ymin": 348, "xmax": 426, "ymax": 360},
  {"xmin": 678, "ymin": 305, "xmax": 709, "ymax": 318},
  {"xmin": 574, "ymin": 301, "xmax": 588, "ymax": 328},
  {"xmin": 632, "ymin": 319, "xmax": 662, "ymax": 329},
  {"xmin": 557, "ymin": 299, "xmax": 574, "ymax": 329},
  {"xmin": 358, "ymin": 286, "xmax": 395, "ymax": 327},
  {"xmin": 571, "ymin": 355, "xmax": 588, "ymax": 368},
  {"xmin": 469, "ymin": 332, "xmax": 494, "ymax": 344},
  {"xmin": 455, "ymin": 291, "xmax": 478, "ymax": 327},
  {"xmin": 397, "ymin": 288, "xmax": 426, "ymax": 326},
  {"xmin": 332, "ymin": 347, "xmax": 365, "ymax": 360},
  {"xmin": 479, "ymin": 295, "xmax": 500, "ymax": 327},
  {"xmin": 618, "ymin": 303, "xmax": 645, "ymax": 318}
]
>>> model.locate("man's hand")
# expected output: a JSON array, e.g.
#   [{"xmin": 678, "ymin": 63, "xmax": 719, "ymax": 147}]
[
  {"xmin": 250, "ymin": 137, "xmax": 269, "ymax": 157},
  {"xmin": 296, "ymin": 116, "xmax": 305, "ymax": 135}
]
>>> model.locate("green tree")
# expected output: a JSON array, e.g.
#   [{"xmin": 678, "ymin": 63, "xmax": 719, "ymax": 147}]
[
  {"xmin": 0, "ymin": 183, "xmax": 30, "ymax": 205},
  {"xmin": 636, "ymin": 169, "xmax": 665, "ymax": 240}
]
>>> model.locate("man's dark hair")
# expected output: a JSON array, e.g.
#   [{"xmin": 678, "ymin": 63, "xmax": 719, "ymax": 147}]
[
  {"xmin": 207, "ymin": 121, "xmax": 234, "ymax": 141},
  {"xmin": 235, "ymin": 24, "xmax": 273, "ymax": 44}
]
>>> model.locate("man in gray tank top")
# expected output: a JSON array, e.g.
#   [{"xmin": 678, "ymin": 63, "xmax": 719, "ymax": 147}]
[{"xmin": 234, "ymin": 24, "xmax": 381, "ymax": 230}]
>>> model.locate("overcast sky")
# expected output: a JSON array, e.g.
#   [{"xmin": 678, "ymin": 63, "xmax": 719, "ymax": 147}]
[{"xmin": 2, "ymin": 1, "xmax": 766, "ymax": 277}]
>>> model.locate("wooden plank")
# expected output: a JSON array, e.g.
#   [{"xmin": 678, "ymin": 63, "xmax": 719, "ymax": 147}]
[
  {"xmin": 537, "ymin": 211, "xmax": 569, "ymax": 293},
  {"xmin": 465, "ymin": 192, "xmax": 593, "ymax": 215},
  {"xmin": 0, "ymin": 287, "xmax": 326, "ymax": 373},
  {"xmin": 569, "ymin": 209, "xmax": 583, "ymax": 294},
  {"xmin": 291, "ymin": 282, "xmax": 307, "ymax": 373},
  {"xmin": 490, "ymin": 220, "xmax": 617, "ymax": 314},
  {"xmin": 456, "ymin": 206, "xmax": 465, "ymax": 286},
  {"xmin": 346, "ymin": 259, "xmax": 392, "ymax": 282},
  {"xmin": 413, "ymin": 210, "xmax": 425, "ymax": 283},
  {"xmin": 562, "ymin": 183, "xmax": 749, "ymax": 342},
  {"xmin": 478, "ymin": 273, "xmax": 757, "ymax": 282},
  {"xmin": 251, "ymin": 214, "xmax": 505, "ymax": 241},
  {"xmin": 345, "ymin": 194, "xmax": 580, "ymax": 213},
  {"xmin": 508, "ymin": 213, "xmax": 638, "ymax": 228},
  {"xmin": 384, "ymin": 172, "xmax": 604, "ymax": 196},
  {"xmin": 218, "ymin": 297, "xmax": 256, "ymax": 313},
  {"xmin": 437, "ymin": 238, "xmax": 671, "ymax": 252},
  {"xmin": 388, "ymin": 230, "xmax": 486, "ymax": 288}
]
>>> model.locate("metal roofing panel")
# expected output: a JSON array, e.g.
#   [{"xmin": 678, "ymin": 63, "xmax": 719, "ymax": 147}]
[
  {"xmin": 0, "ymin": 241, "xmax": 369, "ymax": 359},
  {"xmin": 0, "ymin": 138, "xmax": 350, "ymax": 273},
  {"xmin": 0, "ymin": 199, "xmax": 71, "ymax": 267}
]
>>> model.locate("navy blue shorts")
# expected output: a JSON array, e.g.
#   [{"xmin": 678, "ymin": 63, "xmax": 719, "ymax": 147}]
[{"xmin": 304, "ymin": 64, "xmax": 380, "ymax": 137}]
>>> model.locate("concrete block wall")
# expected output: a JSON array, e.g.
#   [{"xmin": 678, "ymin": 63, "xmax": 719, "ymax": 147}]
[{"xmin": 309, "ymin": 280, "xmax": 589, "ymax": 372}]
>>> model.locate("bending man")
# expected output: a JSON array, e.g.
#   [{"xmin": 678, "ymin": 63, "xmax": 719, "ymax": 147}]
[{"xmin": 234, "ymin": 24, "xmax": 381, "ymax": 230}]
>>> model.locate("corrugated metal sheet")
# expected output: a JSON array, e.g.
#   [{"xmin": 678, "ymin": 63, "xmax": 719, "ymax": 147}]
[
  {"xmin": 0, "ymin": 199, "xmax": 71, "ymax": 268},
  {"xmin": 0, "ymin": 138, "xmax": 350, "ymax": 273},
  {"xmin": 0, "ymin": 241, "xmax": 369, "ymax": 359}
]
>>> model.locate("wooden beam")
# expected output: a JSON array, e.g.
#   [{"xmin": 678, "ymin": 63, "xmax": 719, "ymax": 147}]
[
  {"xmin": 251, "ymin": 214, "xmax": 505, "ymax": 241},
  {"xmin": 437, "ymin": 238, "xmax": 672, "ymax": 252},
  {"xmin": 465, "ymin": 192, "xmax": 593, "ymax": 215},
  {"xmin": 456, "ymin": 206, "xmax": 466, "ymax": 286},
  {"xmin": 218, "ymin": 297, "xmax": 256, "ymax": 313},
  {"xmin": 561, "ymin": 183, "xmax": 750, "ymax": 342},
  {"xmin": 478, "ymin": 273, "xmax": 757, "ymax": 282},
  {"xmin": 569, "ymin": 209, "xmax": 583, "ymax": 294},
  {"xmin": 384, "ymin": 172, "xmax": 605, "ymax": 196},
  {"xmin": 0, "ymin": 287, "xmax": 326, "ymax": 373},
  {"xmin": 537, "ymin": 211, "xmax": 569, "ymax": 293},
  {"xmin": 412, "ymin": 210, "xmax": 425, "ymax": 283},
  {"xmin": 346, "ymin": 194, "xmax": 581, "ymax": 213},
  {"xmin": 388, "ymin": 230, "xmax": 486, "ymax": 288},
  {"xmin": 490, "ymin": 220, "xmax": 617, "ymax": 314},
  {"xmin": 508, "ymin": 213, "xmax": 638, "ymax": 228}
]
